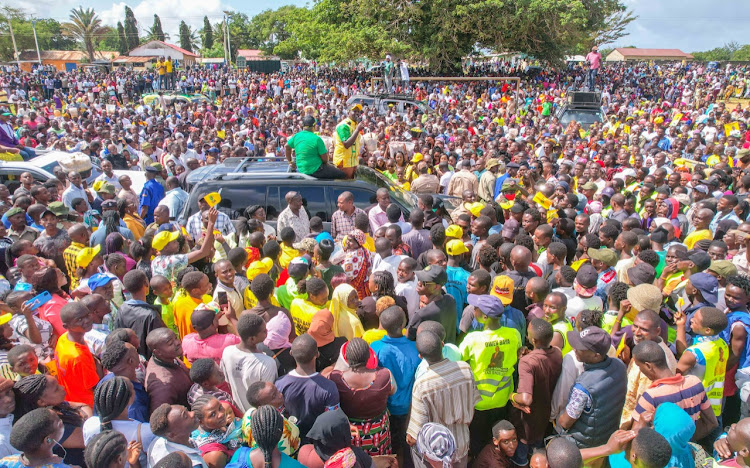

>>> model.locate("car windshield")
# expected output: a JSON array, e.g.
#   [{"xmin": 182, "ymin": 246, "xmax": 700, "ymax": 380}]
[
  {"xmin": 356, "ymin": 166, "xmax": 417, "ymax": 209},
  {"xmin": 560, "ymin": 110, "xmax": 602, "ymax": 126}
]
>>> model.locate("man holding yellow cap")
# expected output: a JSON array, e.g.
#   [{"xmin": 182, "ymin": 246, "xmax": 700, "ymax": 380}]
[
  {"xmin": 151, "ymin": 208, "xmax": 218, "ymax": 285},
  {"xmin": 333, "ymin": 103, "xmax": 365, "ymax": 179},
  {"xmin": 185, "ymin": 192, "xmax": 235, "ymax": 243}
]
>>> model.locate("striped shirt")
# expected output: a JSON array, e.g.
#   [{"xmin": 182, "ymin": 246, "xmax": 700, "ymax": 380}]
[
  {"xmin": 63, "ymin": 241, "xmax": 85, "ymax": 290},
  {"xmin": 633, "ymin": 374, "xmax": 710, "ymax": 421},
  {"xmin": 407, "ymin": 358, "xmax": 479, "ymax": 459}
]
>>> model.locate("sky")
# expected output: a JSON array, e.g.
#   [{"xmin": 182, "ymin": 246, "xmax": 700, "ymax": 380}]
[{"xmin": 5, "ymin": 0, "xmax": 750, "ymax": 54}]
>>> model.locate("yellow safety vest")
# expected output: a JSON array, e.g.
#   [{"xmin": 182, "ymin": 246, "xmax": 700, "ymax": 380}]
[
  {"xmin": 460, "ymin": 327, "xmax": 521, "ymax": 410},
  {"xmin": 690, "ymin": 338, "xmax": 729, "ymax": 416},
  {"xmin": 552, "ymin": 319, "xmax": 574, "ymax": 356}
]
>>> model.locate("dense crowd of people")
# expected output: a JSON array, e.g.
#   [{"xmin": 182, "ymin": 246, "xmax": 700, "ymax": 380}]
[{"xmin": 0, "ymin": 51, "xmax": 748, "ymax": 468}]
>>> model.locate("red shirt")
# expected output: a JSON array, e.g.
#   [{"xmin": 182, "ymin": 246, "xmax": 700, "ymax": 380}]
[{"xmin": 55, "ymin": 332, "xmax": 99, "ymax": 406}]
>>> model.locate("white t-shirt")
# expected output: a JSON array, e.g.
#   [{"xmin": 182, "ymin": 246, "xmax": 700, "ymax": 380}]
[
  {"xmin": 565, "ymin": 295, "xmax": 604, "ymax": 322},
  {"xmin": 148, "ymin": 437, "xmax": 207, "ymax": 467},
  {"xmin": 220, "ymin": 346, "xmax": 277, "ymax": 413}
]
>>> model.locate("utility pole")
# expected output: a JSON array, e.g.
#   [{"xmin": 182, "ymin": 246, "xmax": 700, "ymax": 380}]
[
  {"xmin": 31, "ymin": 19, "xmax": 41, "ymax": 65},
  {"xmin": 6, "ymin": 13, "xmax": 19, "ymax": 66},
  {"xmin": 222, "ymin": 13, "xmax": 227, "ymax": 66},
  {"xmin": 223, "ymin": 11, "xmax": 232, "ymax": 67}
]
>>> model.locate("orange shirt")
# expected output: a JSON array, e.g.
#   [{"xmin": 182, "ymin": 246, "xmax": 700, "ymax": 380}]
[
  {"xmin": 55, "ymin": 332, "xmax": 99, "ymax": 406},
  {"xmin": 173, "ymin": 294, "xmax": 211, "ymax": 340}
]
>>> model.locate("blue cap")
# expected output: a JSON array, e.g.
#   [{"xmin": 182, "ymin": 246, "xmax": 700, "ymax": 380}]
[
  {"xmin": 157, "ymin": 223, "xmax": 176, "ymax": 233},
  {"xmin": 689, "ymin": 272, "xmax": 719, "ymax": 304},
  {"xmin": 207, "ymin": 147, "xmax": 220, "ymax": 154},
  {"xmin": 88, "ymin": 273, "xmax": 115, "ymax": 291},
  {"xmin": 315, "ymin": 232, "xmax": 334, "ymax": 243},
  {"xmin": 467, "ymin": 294, "xmax": 504, "ymax": 318}
]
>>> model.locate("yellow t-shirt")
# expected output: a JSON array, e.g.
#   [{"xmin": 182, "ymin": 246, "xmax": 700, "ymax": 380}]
[
  {"xmin": 290, "ymin": 298, "xmax": 328, "ymax": 335},
  {"xmin": 684, "ymin": 229, "xmax": 713, "ymax": 250},
  {"xmin": 173, "ymin": 294, "xmax": 211, "ymax": 340},
  {"xmin": 165, "ymin": 59, "xmax": 173, "ymax": 73},
  {"xmin": 279, "ymin": 245, "xmax": 300, "ymax": 270}
]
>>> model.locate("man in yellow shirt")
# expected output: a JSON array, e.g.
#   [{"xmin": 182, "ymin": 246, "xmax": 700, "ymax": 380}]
[
  {"xmin": 684, "ymin": 208, "xmax": 714, "ymax": 250},
  {"xmin": 333, "ymin": 104, "xmax": 364, "ymax": 179},
  {"xmin": 165, "ymin": 58, "xmax": 173, "ymax": 90},
  {"xmin": 173, "ymin": 270, "xmax": 212, "ymax": 339},
  {"xmin": 157, "ymin": 58, "xmax": 166, "ymax": 90}
]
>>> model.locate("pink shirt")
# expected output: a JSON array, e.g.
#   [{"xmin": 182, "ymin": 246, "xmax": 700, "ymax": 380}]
[
  {"xmin": 586, "ymin": 52, "xmax": 602, "ymax": 69},
  {"xmin": 182, "ymin": 333, "xmax": 241, "ymax": 366}
]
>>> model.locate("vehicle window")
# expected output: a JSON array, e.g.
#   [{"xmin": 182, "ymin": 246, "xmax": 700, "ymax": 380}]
[
  {"xmin": 217, "ymin": 185, "xmax": 267, "ymax": 219},
  {"xmin": 278, "ymin": 186, "xmax": 330, "ymax": 222},
  {"xmin": 266, "ymin": 187, "xmax": 281, "ymax": 220},
  {"xmin": 332, "ymin": 187, "xmax": 377, "ymax": 210},
  {"xmin": 0, "ymin": 169, "xmax": 47, "ymax": 195},
  {"xmin": 404, "ymin": 102, "xmax": 419, "ymax": 113}
]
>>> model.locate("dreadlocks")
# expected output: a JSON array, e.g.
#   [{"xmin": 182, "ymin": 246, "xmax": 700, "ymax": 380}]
[
  {"xmin": 251, "ymin": 405, "xmax": 284, "ymax": 468},
  {"xmin": 94, "ymin": 376, "xmax": 132, "ymax": 431},
  {"xmin": 370, "ymin": 271, "xmax": 396, "ymax": 298}
]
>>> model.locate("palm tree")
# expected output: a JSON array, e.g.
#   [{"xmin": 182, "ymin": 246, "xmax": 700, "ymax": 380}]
[{"xmin": 63, "ymin": 7, "xmax": 107, "ymax": 62}]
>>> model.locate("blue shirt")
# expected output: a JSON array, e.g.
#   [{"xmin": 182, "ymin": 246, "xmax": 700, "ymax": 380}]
[
  {"xmin": 139, "ymin": 179, "xmax": 165, "ymax": 224},
  {"xmin": 446, "ymin": 266, "xmax": 470, "ymax": 328},
  {"xmin": 99, "ymin": 373, "xmax": 149, "ymax": 422},
  {"xmin": 370, "ymin": 335, "xmax": 420, "ymax": 416}
]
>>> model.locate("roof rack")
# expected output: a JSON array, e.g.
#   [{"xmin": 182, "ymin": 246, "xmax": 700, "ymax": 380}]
[{"xmin": 221, "ymin": 172, "xmax": 316, "ymax": 180}]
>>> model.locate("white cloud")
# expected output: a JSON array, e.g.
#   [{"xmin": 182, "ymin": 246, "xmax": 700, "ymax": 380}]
[{"xmin": 98, "ymin": 0, "xmax": 230, "ymax": 42}]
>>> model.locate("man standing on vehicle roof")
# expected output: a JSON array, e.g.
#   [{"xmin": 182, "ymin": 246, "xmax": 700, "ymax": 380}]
[
  {"xmin": 333, "ymin": 103, "xmax": 364, "ymax": 180},
  {"xmin": 286, "ymin": 115, "xmax": 346, "ymax": 180},
  {"xmin": 585, "ymin": 46, "xmax": 602, "ymax": 91},
  {"xmin": 383, "ymin": 54, "xmax": 394, "ymax": 92}
]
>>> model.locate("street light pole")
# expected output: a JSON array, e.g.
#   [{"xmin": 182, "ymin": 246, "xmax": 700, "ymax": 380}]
[
  {"xmin": 6, "ymin": 15, "xmax": 19, "ymax": 67},
  {"xmin": 31, "ymin": 19, "xmax": 42, "ymax": 65},
  {"xmin": 223, "ymin": 10, "xmax": 232, "ymax": 67}
]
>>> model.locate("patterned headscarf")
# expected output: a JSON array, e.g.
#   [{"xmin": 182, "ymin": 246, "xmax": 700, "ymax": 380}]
[{"xmin": 416, "ymin": 423, "xmax": 456, "ymax": 468}]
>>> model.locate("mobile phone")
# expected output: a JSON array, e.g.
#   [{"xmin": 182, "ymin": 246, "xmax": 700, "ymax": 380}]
[
  {"xmin": 217, "ymin": 291, "xmax": 228, "ymax": 307},
  {"xmin": 25, "ymin": 291, "xmax": 52, "ymax": 312}
]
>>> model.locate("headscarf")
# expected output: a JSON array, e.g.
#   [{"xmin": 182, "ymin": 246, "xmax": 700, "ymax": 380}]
[
  {"xmin": 416, "ymin": 423, "xmax": 456, "ymax": 468},
  {"xmin": 309, "ymin": 309, "xmax": 336, "ymax": 346},
  {"xmin": 264, "ymin": 311, "xmax": 292, "ymax": 350},
  {"xmin": 308, "ymin": 410, "xmax": 372, "ymax": 467},
  {"xmin": 342, "ymin": 229, "xmax": 371, "ymax": 300},
  {"xmin": 654, "ymin": 403, "xmax": 695, "ymax": 468},
  {"xmin": 330, "ymin": 284, "xmax": 364, "ymax": 340}
]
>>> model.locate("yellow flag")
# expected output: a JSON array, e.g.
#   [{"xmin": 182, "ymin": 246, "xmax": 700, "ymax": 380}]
[
  {"xmin": 670, "ymin": 113, "xmax": 683, "ymax": 127},
  {"xmin": 725, "ymin": 121, "xmax": 740, "ymax": 136},
  {"xmin": 533, "ymin": 192, "xmax": 553, "ymax": 210}
]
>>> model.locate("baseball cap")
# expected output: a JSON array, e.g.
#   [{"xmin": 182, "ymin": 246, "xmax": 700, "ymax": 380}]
[
  {"xmin": 689, "ymin": 272, "xmax": 719, "ymax": 304},
  {"xmin": 688, "ymin": 250, "xmax": 711, "ymax": 272},
  {"xmin": 293, "ymin": 238, "xmax": 316, "ymax": 252},
  {"xmin": 587, "ymin": 248, "xmax": 618, "ymax": 267},
  {"xmin": 693, "ymin": 184, "xmax": 709, "ymax": 195},
  {"xmin": 446, "ymin": 239, "xmax": 469, "ymax": 256},
  {"xmin": 575, "ymin": 263, "xmax": 598, "ymax": 292},
  {"xmin": 601, "ymin": 187, "xmax": 615, "ymax": 198},
  {"xmin": 76, "ymin": 245, "xmax": 101, "ymax": 268},
  {"xmin": 152, "ymin": 230, "xmax": 180, "ymax": 251},
  {"xmin": 485, "ymin": 159, "xmax": 500, "ymax": 170},
  {"xmin": 567, "ymin": 326, "xmax": 612, "ymax": 356},
  {"xmin": 581, "ymin": 181, "xmax": 597, "ymax": 191},
  {"xmin": 627, "ymin": 283, "xmax": 663, "ymax": 312},
  {"xmin": 416, "ymin": 265, "xmax": 448, "ymax": 286},
  {"xmin": 201, "ymin": 192, "xmax": 221, "ymax": 208},
  {"xmin": 467, "ymin": 202, "xmax": 485, "ymax": 217},
  {"xmin": 5, "ymin": 207, "xmax": 24, "ymax": 218},
  {"xmin": 246, "ymin": 258, "xmax": 273, "ymax": 281},
  {"xmin": 490, "ymin": 275, "xmax": 515, "ymax": 305},
  {"xmin": 468, "ymin": 294, "xmax": 504, "ymax": 318},
  {"xmin": 101, "ymin": 199, "xmax": 118, "ymax": 210},
  {"xmin": 708, "ymin": 260, "xmax": 737, "ymax": 278},
  {"xmin": 97, "ymin": 182, "xmax": 116, "ymax": 194},
  {"xmin": 445, "ymin": 225, "xmax": 463, "ymax": 239},
  {"xmin": 411, "ymin": 153, "xmax": 424, "ymax": 163},
  {"xmin": 88, "ymin": 273, "xmax": 115, "ymax": 291},
  {"xmin": 145, "ymin": 164, "xmax": 161, "ymax": 173},
  {"xmin": 350, "ymin": 103, "xmax": 363, "ymax": 111},
  {"xmin": 501, "ymin": 218, "xmax": 520, "ymax": 239},
  {"xmin": 627, "ymin": 263, "xmax": 656, "ymax": 286}
]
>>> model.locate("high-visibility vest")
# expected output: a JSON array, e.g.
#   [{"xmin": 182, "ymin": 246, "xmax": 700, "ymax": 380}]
[
  {"xmin": 690, "ymin": 338, "xmax": 729, "ymax": 416},
  {"xmin": 552, "ymin": 319, "xmax": 574, "ymax": 356}
]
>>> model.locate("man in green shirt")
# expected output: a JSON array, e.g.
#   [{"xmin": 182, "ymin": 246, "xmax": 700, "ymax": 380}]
[{"xmin": 285, "ymin": 116, "xmax": 346, "ymax": 180}]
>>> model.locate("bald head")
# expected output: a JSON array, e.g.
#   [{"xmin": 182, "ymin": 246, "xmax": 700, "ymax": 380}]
[
  {"xmin": 510, "ymin": 245, "xmax": 532, "ymax": 271},
  {"xmin": 166, "ymin": 176, "xmax": 180, "ymax": 189}
]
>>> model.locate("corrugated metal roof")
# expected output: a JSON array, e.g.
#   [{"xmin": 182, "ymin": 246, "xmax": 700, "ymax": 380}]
[
  {"xmin": 132, "ymin": 41, "xmax": 198, "ymax": 57},
  {"xmin": 113, "ymin": 56, "xmax": 158, "ymax": 63},
  {"xmin": 237, "ymin": 49, "xmax": 279, "ymax": 61},
  {"xmin": 614, "ymin": 48, "xmax": 693, "ymax": 58},
  {"xmin": 18, "ymin": 50, "xmax": 119, "ymax": 61}
]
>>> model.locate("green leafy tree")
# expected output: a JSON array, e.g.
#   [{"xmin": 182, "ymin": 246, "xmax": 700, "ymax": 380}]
[
  {"xmin": 147, "ymin": 14, "xmax": 166, "ymax": 42},
  {"xmin": 179, "ymin": 20, "xmax": 197, "ymax": 52},
  {"xmin": 588, "ymin": 10, "xmax": 637, "ymax": 49},
  {"xmin": 124, "ymin": 6, "xmax": 139, "ymax": 50},
  {"xmin": 116, "ymin": 22, "xmax": 127, "ymax": 55},
  {"xmin": 201, "ymin": 16, "xmax": 214, "ymax": 50},
  {"xmin": 0, "ymin": 8, "xmax": 77, "ymax": 60},
  {"xmin": 62, "ymin": 7, "xmax": 108, "ymax": 62}
]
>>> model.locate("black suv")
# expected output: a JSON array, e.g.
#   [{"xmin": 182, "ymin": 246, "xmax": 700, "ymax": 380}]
[{"xmin": 179, "ymin": 159, "xmax": 457, "ymax": 230}]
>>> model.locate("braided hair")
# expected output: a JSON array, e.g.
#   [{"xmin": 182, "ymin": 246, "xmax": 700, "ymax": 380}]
[
  {"xmin": 370, "ymin": 271, "xmax": 396, "ymax": 298},
  {"xmin": 345, "ymin": 338, "xmax": 371, "ymax": 370},
  {"xmin": 191, "ymin": 394, "xmax": 218, "ymax": 422},
  {"xmin": 94, "ymin": 376, "xmax": 132, "ymax": 431},
  {"xmin": 251, "ymin": 405, "xmax": 284, "ymax": 468},
  {"xmin": 13, "ymin": 375, "xmax": 83, "ymax": 426},
  {"xmin": 84, "ymin": 430, "xmax": 128, "ymax": 468}
]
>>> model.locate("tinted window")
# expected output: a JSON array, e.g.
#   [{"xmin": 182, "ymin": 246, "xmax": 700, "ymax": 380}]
[
  {"xmin": 279, "ymin": 186, "xmax": 330, "ymax": 221},
  {"xmin": 332, "ymin": 187, "xmax": 377, "ymax": 211},
  {"xmin": 187, "ymin": 184, "xmax": 266, "ymax": 220}
]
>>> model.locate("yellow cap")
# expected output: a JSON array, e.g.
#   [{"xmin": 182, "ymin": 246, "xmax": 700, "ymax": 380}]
[
  {"xmin": 202, "ymin": 192, "xmax": 221, "ymax": 208},
  {"xmin": 446, "ymin": 239, "xmax": 469, "ymax": 256},
  {"xmin": 0, "ymin": 313, "xmax": 11, "ymax": 326},
  {"xmin": 490, "ymin": 275, "xmax": 515, "ymax": 305},
  {"xmin": 76, "ymin": 244, "xmax": 101, "ymax": 268},
  {"xmin": 499, "ymin": 200, "xmax": 514, "ymax": 210},
  {"xmin": 350, "ymin": 103, "xmax": 363, "ymax": 111},
  {"xmin": 247, "ymin": 258, "xmax": 273, "ymax": 281},
  {"xmin": 411, "ymin": 152, "xmax": 424, "ymax": 163},
  {"xmin": 445, "ymin": 225, "xmax": 463, "ymax": 239},
  {"xmin": 152, "ymin": 230, "xmax": 181, "ymax": 251},
  {"xmin": 467, "ymin": 202, "xmax": 485, "ymax": 217}
]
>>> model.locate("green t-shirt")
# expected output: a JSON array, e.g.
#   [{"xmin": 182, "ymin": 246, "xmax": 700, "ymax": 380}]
[
  {"xmin": 287, "ymin": 130, "xmax": 327, "ymax": 175},
  {"xmin": 459, "ymin": 326, "xmax": 521, "ymax": 410}
]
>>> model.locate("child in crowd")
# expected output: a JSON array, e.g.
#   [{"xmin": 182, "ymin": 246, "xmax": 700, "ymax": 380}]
[
  {"xmin": 151, "ymin": 274, "xmax": 177, "ymax": 335},
  {"xmin": 173, "ymin": 271, "xmax": 212, "ymax": 340},
  {"xmin": 190, "ymin": 394, "xmax": 243, "ymax": 467},
  {"xmin": 182, "ymin": 305, "xmax": 240, "ymax": 366}
]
